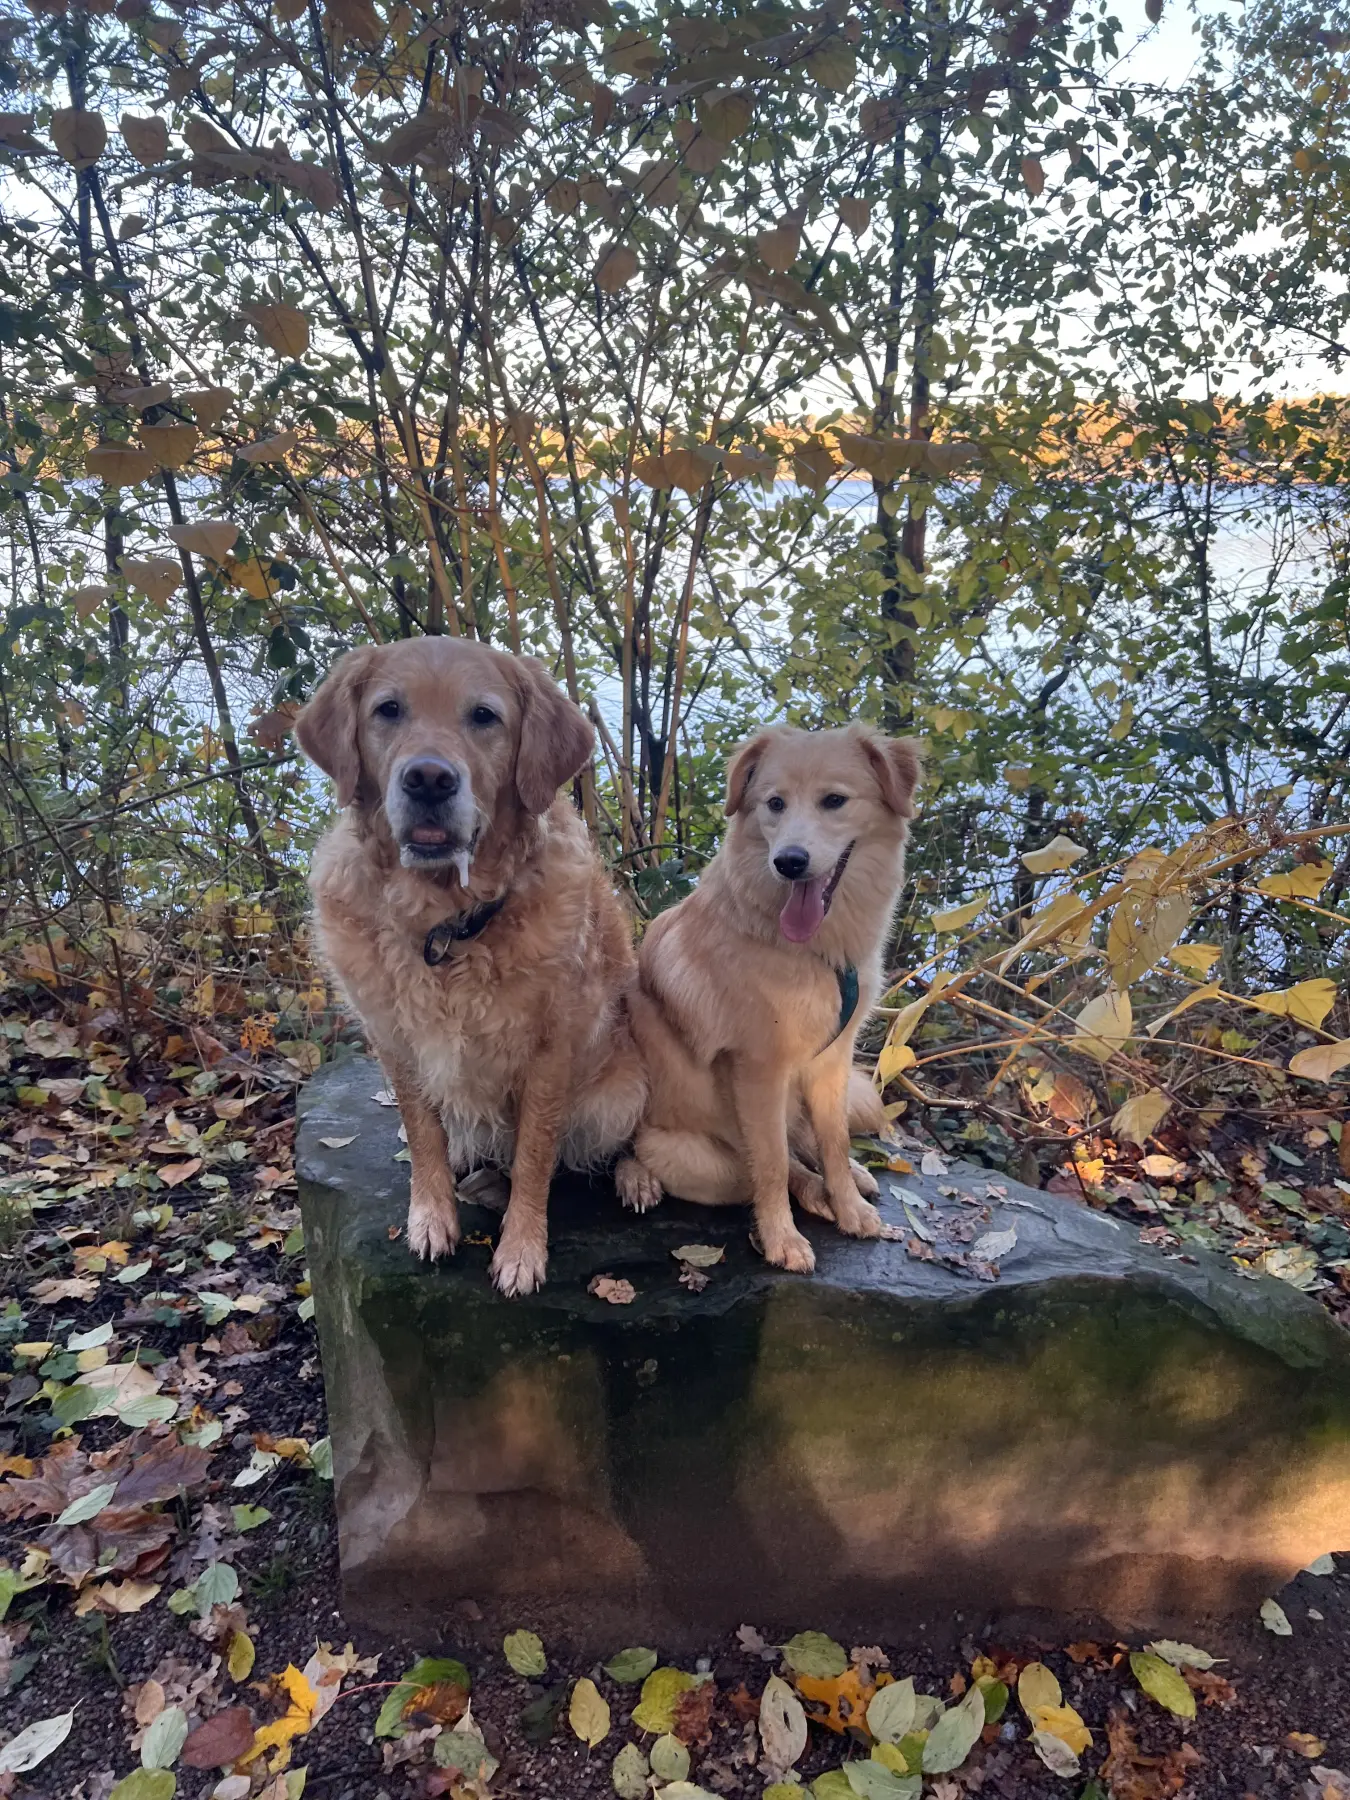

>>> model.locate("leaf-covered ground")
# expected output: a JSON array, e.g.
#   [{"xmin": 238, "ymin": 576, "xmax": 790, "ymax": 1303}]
[{"xmin": 1, "ymin": 998, "xmax": 1349, "ymax": 1799}]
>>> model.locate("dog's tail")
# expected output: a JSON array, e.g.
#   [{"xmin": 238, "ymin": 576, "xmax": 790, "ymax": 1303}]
[{"xmin": 847, "ymin": 1068, "xmax": 886, "ymax": 1137}]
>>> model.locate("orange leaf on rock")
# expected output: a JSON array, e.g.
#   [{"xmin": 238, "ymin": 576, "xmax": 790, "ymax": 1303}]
[{"xmin": 795, "ymin": 1666, "xmax": 875, "ymax": 1734}]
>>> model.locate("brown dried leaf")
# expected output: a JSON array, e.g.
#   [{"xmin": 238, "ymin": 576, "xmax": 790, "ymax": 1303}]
[
  {"xmin": 51, "ymin": 107, "xmax": 107, "ymax": 167},
  {"xmin": 595, "ymin": 243, "xmax": 638, "ymax": 292},
  {"xmin": 182, "ymin": 1704, "xmax": 257, "ymax": 1768},
  {"xmin": 139, "ymin": 422, "xmax": 199, "ymax": 469},
  {"xmin": 85, "ymin": 444, "xmax": 159, "ymax": 487}
]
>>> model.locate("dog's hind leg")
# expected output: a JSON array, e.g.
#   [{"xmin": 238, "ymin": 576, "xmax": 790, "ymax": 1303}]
[{"xmin": 633, "ymin": 1125, "xmax": 747, "ymax": 1207}]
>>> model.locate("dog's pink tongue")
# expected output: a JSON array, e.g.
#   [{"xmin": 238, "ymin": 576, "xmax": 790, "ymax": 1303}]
[{"xmin": 780, "ymin": 877, "xmax": 827, "ymax": 943}]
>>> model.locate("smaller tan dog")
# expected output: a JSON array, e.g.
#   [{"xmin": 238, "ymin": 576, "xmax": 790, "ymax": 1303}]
[{"xmin": 625, "ymin": 724, "xmax": 921, "ymax": 1272}]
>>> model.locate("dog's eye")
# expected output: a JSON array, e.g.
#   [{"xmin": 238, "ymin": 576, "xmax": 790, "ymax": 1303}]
[
  {"xmin": 469, "ymin": 705, "xmax": 500, "ymax": 728},
  {"xmin": 765, "ymin": 795, "xmax": 786, "ymax": 814},
  {"xmin": 373, "ymin": 699, "xmax": 402, "ymax": 721},
  {"xmin": 821, "ymin": 793, "xmax": 849, "ymax": 810}
]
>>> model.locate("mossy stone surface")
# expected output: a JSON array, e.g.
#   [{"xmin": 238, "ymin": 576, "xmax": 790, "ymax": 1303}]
[{"xmin": 299, "ymin": 1056, "xmax": 1350, "ymax": 1648}]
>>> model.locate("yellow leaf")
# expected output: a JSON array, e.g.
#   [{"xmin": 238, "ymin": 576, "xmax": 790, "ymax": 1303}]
[
  {"xmin": 242, "ymin": 1665, "xmax": 318, "ymax": 1770},
  {"xmin": 167, "ymin": 521, "xmax": 239, "ymax": 564},
  {"xmin": 238, "ymin": 430, "xmax": 298, "ymax": 465},
  {"xmin": 1129, "ymin": 1651, "xmax": 1196, "ymax": 1719},
  {"xmin": 121, "ymin": 112, "xmax": 168, "ymax": 166},
  {"xmin": 1017, "ymin": 1663, "xmax": 1062, "ymax": 1715},
  {"xmin": 229, "ymin": 1630, "xmax": 257, "ymax": 1681},
  {"xmin": 138, "ymin": 422, "xmax": 199, "ymax": 469},
  {"xmin": 1073, "ymin": 988, "xmax": 1133, "ymax": 1062},
  {"xmin": 1246, "ymin": 979, "xmax": 1337, "ymax": 1030},
  {"xmin": 631, "ymin": 1667, "xmax": 698, "ymax": 1734},
  {"xmin": 181, "ymin": 386, "xmax": 234, "ymax": 431},
  {"xmin": 1167, "ymin": 943, "xmax": 1220, "ymax": 977},
  {"xmin": 1003, "ymin": 892, "xmax": 1092, "ymax": 972},
  {"xmin": 51, "ymin": 107, "xmax": 107, "ymax": 167},
  {"xmin": 1108, "ymin": 698, "xmax": 1134, "ymax": 741},
  {"xmin": 569, "ymin": 1676, "xmax": 611, "ymax": 1747},
  {"xmin": 876, "ymin": 1040, "xmax": 916, "ymax": 1084},
  {"xmin": 1021, "ymin": 835, "xmax": 1087, "ymax": 875},
  {"xmin": 1289, "ymin": 1039, "xmax": 1350, "ymax": 1082},
  {"xmin": 224, "ymin": 556, "xmax": 275, "ymax": 599},
  {"xmin": 1107, "ymin": 892, "xmax": 1191, "ymax": 987},
  {"xmin": 1111, "ymin": 1089, "xmax": 1171, "ymax": 1146},
  {"xmin": 1258, "ymin": 861, "xmax": 1333, "ymax": 901},
  {"xmin": 85, "ymin": 444, "xmax": 158, "ymax": 487},
  {"xmin": 247, "ymin": 303, "xmax": 310, "ymax": 359},
  {"xmin": 931, "ymin": 894, "xmax": 989, "ymax": 934},
  {"xmin": 1027, "ymin": 1702, "xmax": 1092, "ymax": 1754},
  {"xmin": 1004, "ymin": 766, "xmax": 1034, "ymax": 791},
  {"xmin": 73, "ymin": 583, "xmax": 111, "ymax": 619}
]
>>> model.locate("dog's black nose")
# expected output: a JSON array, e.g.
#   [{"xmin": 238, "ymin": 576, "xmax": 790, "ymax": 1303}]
[
  {"xmin": 774, "ymin": 846, "xmax": 810, "ymax": 880},
  {"xmin": 401, "ymin": 757, "xmax": 461, "ymax": 802}
]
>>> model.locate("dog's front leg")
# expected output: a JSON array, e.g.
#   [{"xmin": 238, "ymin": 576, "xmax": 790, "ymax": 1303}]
[
  {"xmin": 491, "ymin": 1042, "xmax": 570, "ymax": 1297},
  {"xmin": 730, "ymin": 1058, "xmax": 815, "ymax": 1273},
  {"xmin": 801, "ymin": 1052, "xmax": 881, "ymax": 1239},
  {"xmin": 385, "ymin": 1056, "xmax": 460, "ymax": 1260}
]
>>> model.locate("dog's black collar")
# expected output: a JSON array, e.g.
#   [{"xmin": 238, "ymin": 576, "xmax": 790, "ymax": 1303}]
[{"xmin": 424, "ymin": 895, "xmax": 507, "ymax": 966}]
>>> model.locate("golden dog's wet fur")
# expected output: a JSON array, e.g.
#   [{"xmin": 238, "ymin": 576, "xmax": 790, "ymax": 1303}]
[
  {"xmin": 296, "ymin": 638, "xmax": 649, "ymax": 1296},
  {"xmin": 625, "ymin": 725, "xmax": 921, "ymax": 1273}
]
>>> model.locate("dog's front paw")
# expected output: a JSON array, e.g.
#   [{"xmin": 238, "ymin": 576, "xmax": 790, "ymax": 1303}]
[
  {"xmin": 407, "ymin": 1184, "xmax": 461, "ymax": 1260},
  {"xmin": 832, "ymin": 1195, "xmax": 882, "ymax": 1239},
  {"xmin": 615, "ymin": 1155, "xmax": 663, "ymax": 1213},
  {"xmin": 848, "ymin": 1158, "xmax": 881, "ymax": 1201},
  {"xmin": 758, "ymin": 1222, "xmax": 816, "ymax": 1274},
  {"xmin": 491, "ymin": 1231, "xmax": 548, "ymax": 1297}
]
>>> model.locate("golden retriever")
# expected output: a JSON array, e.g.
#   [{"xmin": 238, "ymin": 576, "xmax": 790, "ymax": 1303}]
[
  {"xmin": 624, "ymin": 724, "xmax": 921, "ymax": 1273},
  {"xmin": 295, "ymin": 638, "xmax": 650, "ymax": 1296}
]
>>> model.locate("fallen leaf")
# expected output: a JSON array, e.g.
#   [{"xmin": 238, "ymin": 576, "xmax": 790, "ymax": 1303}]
[
  {"xmin": 1261, "ymin": 1597, "xmax": 1293, "ymax": 1635},
  {"xmin": 611, "ymin": 1741, "xmax": 649, "ymax": 1797},
  {"xmin": 588, "ymin": 1275, "xmax": 636, "ymax": 1305},
  {"xmin": 672, "ymin": 1244, "xmax": 725, "ymax": 1269},
  {"xmin": 632, "ymin": 1667, "xmax": 698, "ymax": 1734},
  {"xmin": 182, "ymin": 1706, "xmax": 256, "ymax": 1768},
  {"xmin": 1031, "ymin": 1728, "xmax": 1080, "ymax": 1776},
  {"xmin": 142, "ymin": 1704, "xmax": 189, "ymax": 1769},
  {"xmin": 782, "ymin": 1631, "xmax": 848, "ymax": 1679},
  {"xmin": 503, "ymin": 1629, "xmax": 547, "ymax": 1677},
  {"xmin": 1027, "ymin": 1701, "xmax": 1092, "ymax": 1753},
  {"xmin": 797, "ymin": 1665, "xmax": 876, "ymax": 1735},
  {"xmin": 109, "ymin": 1772, "xmax": 176, "ymax": 1800},
  {"xmin": 1130, "ymin": 1652, "xmax": 1196, "ymax": 1719},
  {"xmin": 228, "ymin": 1631, "xmax": 256, "ymax": 1681},
  {"xmin": 867, "ymin": 1676, "xmax": 917, "ymax": 1744},
  {"xmin": 1017, "ymin": 1663, "xmax": 1062, "ymax": 1714},
  {"xmin": 0, "ymin": 1708, "xmax": 75, "ymax": 1773},
  {"xmin": 650, "ymin": 1733, "xmax": 691, "ymax": 1780},
  {"xmin": 759, "ymin": 1674, "xmax": 808, "ymax": 1772},
  {"xmin": 569, "ymin": 1676, "xmax": 610, "ymax": 1747},
  {"xmin": 1146, "ymin": 1640, "xmax": 1221, "ymax": 1671},
  {"xmin": 240, "ymin": 1664, "xmax": 318, "ymax": 1769},
  {"xmin": 922, "ymin": 1683, "xmax": 986, "ymax": 1772},
  {"xmin": 604, "ymin": 1647, "xmax": 658, "ymax": 1684}
]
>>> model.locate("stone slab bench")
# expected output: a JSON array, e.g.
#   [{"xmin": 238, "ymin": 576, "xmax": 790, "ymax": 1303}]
[{"xmin": 297, "ymin": 1055, "xmax": 1350, "ymax": 1650}]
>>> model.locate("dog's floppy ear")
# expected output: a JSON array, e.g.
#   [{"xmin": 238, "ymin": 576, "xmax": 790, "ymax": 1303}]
[
  {"xmin": 294, "ymin": 647, "xmax": 378, "ymax": 809},
  {"xmin": 513, "ymin": 656, "xmax": 594, "ymax": 814},
  {"xmin": 724, "ymin": 730, "xmax": 774, "ymax": 816},
  {"xmin": 860, "ymin": 731, "xmax": 923, "ymax": 817}
]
